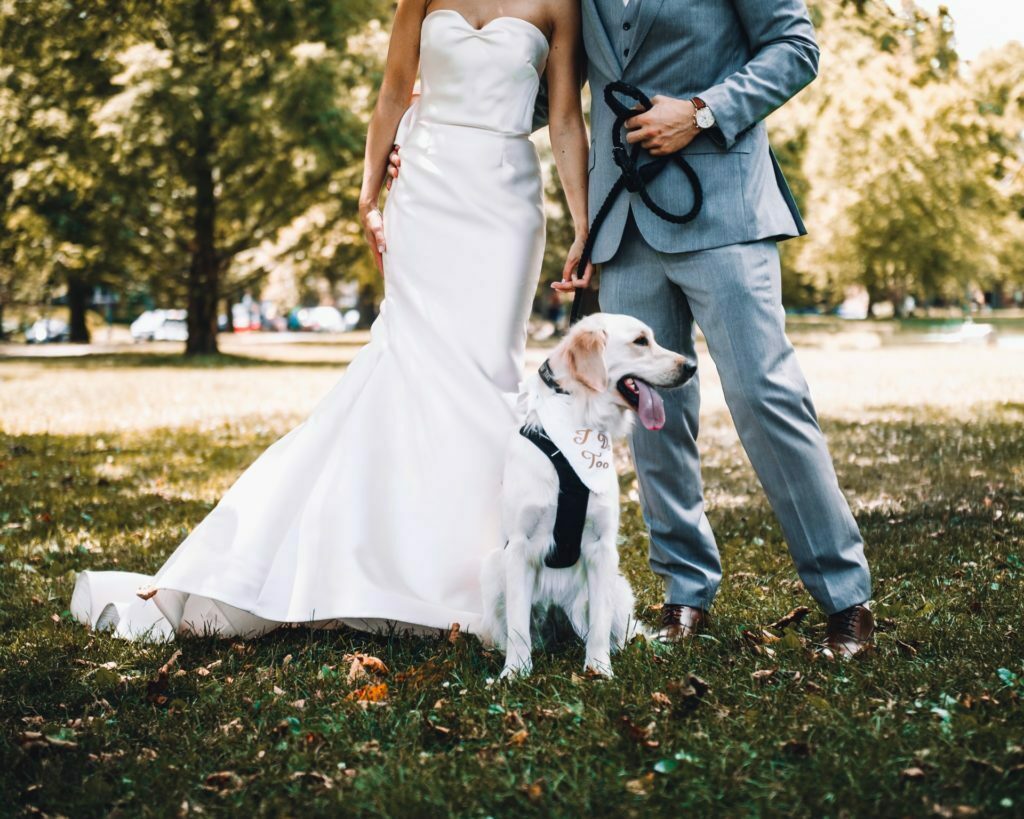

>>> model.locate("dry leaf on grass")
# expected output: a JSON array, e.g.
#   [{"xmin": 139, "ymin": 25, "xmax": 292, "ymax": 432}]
[
  {"xmin": 507, "ymin": 728, "xmax": 529, "ymax": 746},
  {"xmin": 347, "ymin": 683, "xmax": 389, "ymax": 705},
  {"xmin": 16, "ymin": 731, "xmax": 78, "ymax": 751},
  {"xmin": 752, "ymin": 668, "xmax": 778, "ymax": 684},
  {"xmin": 743, "ymin": 628, "xmax": 781, "ymax": 646},
  {"xmin": 344, "ymin": 653, "xmax": 390, "ymax": 682},
  {"xmin": 289, "ymin": 771, "xmax": 334, "ymax": 791},
  {"xmin": 767, "ymin": 606, "xmax": 811, "ymax": 631},
  {"xmin": 901, "ymin": 766, "xmax": 927, "ymax": 781},
  {"xmin": 666, "ymin": 673, "xmax": 710, "ymax": 712},
  {"xmin": 520, "ymin": 778, "xmax": 545, "ymax": 803},
  {"xmin": 625, "ymin": 773, "xmax": 656, "ymax": 796},
  {"xmin": 620, "ymin": 716, "xmax": 659, "ymax": 748},
  {"xmin": 203, "ymin": 771, "xmax": 245, "ymax": 796},
  {"xmin": 926, "ymin": 801, "xmax": 979, "ymax": 817}
]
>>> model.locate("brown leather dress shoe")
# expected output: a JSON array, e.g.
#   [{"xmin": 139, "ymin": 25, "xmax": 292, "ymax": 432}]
[
  {"xmin": 822, "ymin": 604, "xmax": 874, "ymax": 659},
  {"xmin": 655, "ymin": 604, "xmax": 708, "ymax": 644}
]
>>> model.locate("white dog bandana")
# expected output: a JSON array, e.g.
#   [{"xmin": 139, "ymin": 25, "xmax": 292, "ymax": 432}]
[{"xmin": 534, "ymin": 394, "xmax": 619, "ymax": 496}]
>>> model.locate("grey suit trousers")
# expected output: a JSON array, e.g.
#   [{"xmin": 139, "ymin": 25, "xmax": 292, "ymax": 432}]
[{"xmin": 599, "ymin": 215, "xmax": 871, "ymax": 615}]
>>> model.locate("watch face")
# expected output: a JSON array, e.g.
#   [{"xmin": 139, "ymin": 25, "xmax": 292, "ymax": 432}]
[{"xmin": 696, "ymin": 107, "xmax": 715, "ymax": 129}]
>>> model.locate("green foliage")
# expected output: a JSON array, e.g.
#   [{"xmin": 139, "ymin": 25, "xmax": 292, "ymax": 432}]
[
  {"xmin": 0, "ymin": 0, "xmax": 388, "ymax": 350},
  {"xmin": 776, "ymin": 2, "xmax": 1023, "ymax": 310},
  {"xmin": 0, "ymin": 0, "xmax": 134, "ymax": 339}
]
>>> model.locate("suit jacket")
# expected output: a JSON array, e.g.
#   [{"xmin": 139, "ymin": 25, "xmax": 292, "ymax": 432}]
[{"xmin": 537, "ymin": 0, "xmax": 819, "ymax": 264}]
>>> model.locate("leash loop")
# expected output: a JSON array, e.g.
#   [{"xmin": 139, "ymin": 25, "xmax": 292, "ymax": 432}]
[{"xmin": 569, "ymin": 81, "xmax": 705, "ymax": 324}]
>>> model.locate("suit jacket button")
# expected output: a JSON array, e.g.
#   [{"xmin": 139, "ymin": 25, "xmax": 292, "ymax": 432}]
[{"xmin": 623, "ymin": 47, "xmax": 630, "ymax": 56}]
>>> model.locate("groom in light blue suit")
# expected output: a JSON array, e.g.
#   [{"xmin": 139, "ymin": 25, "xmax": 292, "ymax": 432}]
[{"xmin": 580, "ymin": 0, "xmax": 874, "ymax": 656}]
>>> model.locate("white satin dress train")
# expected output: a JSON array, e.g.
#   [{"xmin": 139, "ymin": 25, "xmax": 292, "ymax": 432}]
[{"xmin": 71, "ymin": 10, "xmax": 548, "ymax": 641}]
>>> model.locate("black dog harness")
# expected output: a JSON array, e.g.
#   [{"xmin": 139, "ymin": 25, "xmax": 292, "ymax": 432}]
[
  {"xmin": 570, "ymin": 82, "xmax": 705, "ymax": 324},
  {"xmin": 514, "ymin": 360, "xmax": 590, "ymax": 569},
  {"xmin": 519, "ymin": 424, "xmax": 591, "ymax": 569}
]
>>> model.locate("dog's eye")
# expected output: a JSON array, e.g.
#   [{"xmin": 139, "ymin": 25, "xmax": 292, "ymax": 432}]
[{"xmin": 633, "ymin": 336, "xmax": 649, "ymax": 347}]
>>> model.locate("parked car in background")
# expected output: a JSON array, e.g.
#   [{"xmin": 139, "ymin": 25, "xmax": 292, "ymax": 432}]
[
  {"xmin": 130, "ymin": 309, "xmax": 189, "ymax": 342},
  {"xmin": 25, "ymin": 318, "xmax": 70, "ymax": 344},
  {"xmin": 287, "ymin": 306, "xmax": 358, "ymax": 333}
]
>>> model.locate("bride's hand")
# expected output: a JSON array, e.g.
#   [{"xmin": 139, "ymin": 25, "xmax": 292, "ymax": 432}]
[
  {"xmin": 360, "ymin": 204, "xmax": 386, "ymax": 274},
  {"xmin": 552, "ymin": 233, "xmax": 593, "ymax": 293}
]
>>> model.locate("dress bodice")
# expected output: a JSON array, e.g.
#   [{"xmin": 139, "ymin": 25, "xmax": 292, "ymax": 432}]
[{"xmin": 418, "ymin": 10, "xmax": 549, "ymax": 136}]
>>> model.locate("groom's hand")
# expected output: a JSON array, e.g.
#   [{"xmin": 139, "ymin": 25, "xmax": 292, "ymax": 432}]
[{"xmin": 625, "ymin": 96, "xmax": 699, "ymax": 156}]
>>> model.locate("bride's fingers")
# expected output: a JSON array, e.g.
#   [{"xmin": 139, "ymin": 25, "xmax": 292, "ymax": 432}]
[
  {"xmin": 551, "ymin": 258, "xmax": 579, "ymax": 292},
  {"xmin": 366, "ymin": 211, "xmax": 386, "ymax": 251},
  {"xmin": 574, "ymin": 261, "xmax": 595, "ymax": 288}
]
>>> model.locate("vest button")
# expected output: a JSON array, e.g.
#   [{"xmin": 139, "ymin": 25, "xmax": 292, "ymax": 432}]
[
  {"xmin": 623, "ymin": 47, "xmax": 630, "ymax": 56},
  {"xmin": 623, "ymin": 21, "xmax": 631, "ymax": 30}
]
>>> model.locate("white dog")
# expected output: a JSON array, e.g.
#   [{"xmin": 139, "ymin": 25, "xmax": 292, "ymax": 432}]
[{"xmin": 480, "ymin": 313, "xmax": 696, "ymax": 678}]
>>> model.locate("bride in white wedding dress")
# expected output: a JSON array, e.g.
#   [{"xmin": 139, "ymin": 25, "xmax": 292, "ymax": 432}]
[{"xmin": 71, "ymin": 0, "xmax": 593, "ymax": 641}]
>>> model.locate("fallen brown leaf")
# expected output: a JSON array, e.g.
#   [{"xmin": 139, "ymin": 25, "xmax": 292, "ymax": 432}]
[
  {"xmin": 508, "ymin": 728, "xmax": 529, "ymax": 746},
  {"xmin": 926, "ymin": 800, "xmax": 979, "ymax": 817},
  {"xmin": 289, "ymin": 771, "xmax": 334, "ymax": 791},
  {"xmin": 768, "ymin": 606, "xmax": 811, "ymax": 631},
  {"xmin": 203, "ymin": 771, "xmax": 245, "ymax": 796},
  {"xmin": 620, "ymin": 716, "xmax": 659, "ymax": 748},
  {"xmin": 347, "ymin": 683, "xmax": 389, "ymax": 704},
  {"xmin": 752, "ymin": 668, "xmax": 778, "ymax": 684},
  {"xmin": 625, "ymin": 772, "xmax": 656, "ymax": 796},
  {"xmin": 520, "ymin": 778, "xmax": 545, "ymax": 803}
]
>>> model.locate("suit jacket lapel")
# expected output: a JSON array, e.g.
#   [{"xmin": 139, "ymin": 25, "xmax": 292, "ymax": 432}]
[
  {"xmin": 581, "ymin": 0, "xmax": 622, "ymax": 77},
  {"xmin": 623, "ymin": 0, "xmax": 666, "ymax": 71}
]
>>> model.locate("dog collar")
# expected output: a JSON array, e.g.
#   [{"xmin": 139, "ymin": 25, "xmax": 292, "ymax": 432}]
[{"xmin": 539, "ymin": 360, "xmax": 570, "ymax": 395}]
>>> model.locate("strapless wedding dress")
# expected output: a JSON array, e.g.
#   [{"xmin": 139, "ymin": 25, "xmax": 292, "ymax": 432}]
[{"xmin": 71, "ymin": 11, "xmax": 549, "ymax": 641}]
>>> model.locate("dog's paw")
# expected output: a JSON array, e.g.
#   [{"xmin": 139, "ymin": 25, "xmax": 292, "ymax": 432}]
[
  {"xmin": 499, "ymin": 660, "xmax": 532, "ymax": 681},
  {"xmin": 584, "ymin": 656, "xmax": 613, "ymax": 679}
]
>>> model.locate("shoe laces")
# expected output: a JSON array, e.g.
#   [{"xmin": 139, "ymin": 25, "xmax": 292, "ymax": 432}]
[
  {"xmin": 832, "ymin": 606, "xmax": 861, "ymax": 638},
  {"xmin": 661, "ymin": 604, "xmax": 686, "ymax": 627}
]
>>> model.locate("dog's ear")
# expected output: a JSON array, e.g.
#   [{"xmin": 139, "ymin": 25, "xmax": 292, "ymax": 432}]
[{"xmin": 565, "ymin": 328, "xmax": 609, "ymax": 393}]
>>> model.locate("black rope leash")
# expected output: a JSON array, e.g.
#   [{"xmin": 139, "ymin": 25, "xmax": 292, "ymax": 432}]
[{"xmin": 569, "ymin": 82, "xmax": 705, "ymax": 325}]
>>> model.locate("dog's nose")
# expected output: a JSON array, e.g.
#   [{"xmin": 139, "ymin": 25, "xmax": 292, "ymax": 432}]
[{"xmin": 679, "ymin": 360, "xmax": 697, "ymax": 385}]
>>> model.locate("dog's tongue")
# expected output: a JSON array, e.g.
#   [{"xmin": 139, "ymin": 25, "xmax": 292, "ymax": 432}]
[{"xmin": 636, "ymin": 381, "xmax": 666, "ymax": 431}]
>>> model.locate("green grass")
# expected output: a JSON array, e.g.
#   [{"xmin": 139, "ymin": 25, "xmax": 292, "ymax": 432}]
[{"xmin": 1, "ymin": 358, "xmax": 1023, "ymax": 816}]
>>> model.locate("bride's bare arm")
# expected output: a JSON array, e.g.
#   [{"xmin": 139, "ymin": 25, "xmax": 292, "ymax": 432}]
[
  {"xmin": 545, "ymin": 0, "xmax": 593, "ymax": 291},
  {"xmin": 359, "ymin": 0, "xmax": 426, "ymax": 273}
]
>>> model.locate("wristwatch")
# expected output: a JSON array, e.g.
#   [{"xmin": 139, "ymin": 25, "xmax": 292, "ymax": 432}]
[{"xmin": 692, "ymin": 97, "xmax": 716, "ymax": 130}]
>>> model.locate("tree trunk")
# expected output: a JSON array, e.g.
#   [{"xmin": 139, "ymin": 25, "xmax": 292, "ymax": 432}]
[
  {"xmin": 185, "ymin": 1, "xmax": 220, "ymax": 356},
  {"xmin": 67, "ymin": 275, "xmax": 91, "ymax": 343},
  {"xmin": 0, "ymin": 299, "xmax": 6, "ymax": 341},
  {"xmin": 185, "ymin": 182, "xmax": 220, "ymax": 356},
  {"xmin": 185, "ymin": 114, "xmax": 220, "ymax": 352}
]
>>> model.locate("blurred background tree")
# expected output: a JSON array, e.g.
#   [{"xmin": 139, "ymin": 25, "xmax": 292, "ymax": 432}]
[
  {"xmin": 1, "ymin": 0, "xmax": 1021, "ymax": 346},
  {"xmin": 774, "ymin": 0, "xmax": 1024, "ymax": 313}
]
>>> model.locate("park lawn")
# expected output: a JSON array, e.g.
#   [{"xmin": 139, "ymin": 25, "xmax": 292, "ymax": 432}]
[{"xmin": 0, "ymin": 348, "xmax": 1023, "ymax": 817}]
